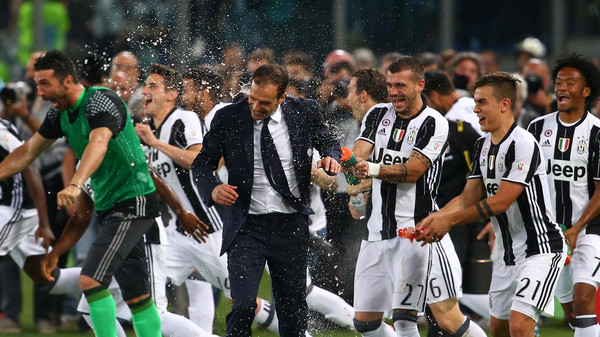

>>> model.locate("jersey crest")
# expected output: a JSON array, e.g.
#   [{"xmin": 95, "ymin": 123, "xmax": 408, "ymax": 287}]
[
  {"xmin": 557, "ymin": 138, "xmax": 570, "ymax": 152},
  {"xmin": 392, "ymin": 128, "xmax": 405, "ymax": 142}
]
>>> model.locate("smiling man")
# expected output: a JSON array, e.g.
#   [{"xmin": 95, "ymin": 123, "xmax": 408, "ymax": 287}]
[
  {"xmin": 192, "ymin": 63, "xmax": 341, "ymax": 337},
  {"xmin": 417, "ymin": 72, "xmax": 565, "ymax": 337},
  {"xmin": 349, "ymin": 56, "xmax": 450, "ymax": 337},
  {"xmin": 0, "ymin": 50, "xmax": 161, "ymax": 337},
  {"xmin": 527, "ymin": 54, "xmax": 600, "ymax": 337}
]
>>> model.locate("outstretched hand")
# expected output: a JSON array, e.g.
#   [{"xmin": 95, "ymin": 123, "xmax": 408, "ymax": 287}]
[
  {"xmin": 178, "ymin": 210, "xmax": 210, "ymax": 244},
  {"xmin": 416, "ymin": 212, "xmax": 452, "ymax": 246}
]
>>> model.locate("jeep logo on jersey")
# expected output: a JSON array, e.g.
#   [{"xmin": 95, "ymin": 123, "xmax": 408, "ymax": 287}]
[
  {"xmin": 489, "ymin": 155, "xmax": 496, "ymax": 170},
  {"xmin": 557, "ymin": 138, "xmax": 570, "ymax": 152},
  {"xmin": 154, "ymin": 162, "xmax": 172, "ymax": 178},
  {"xmin": 393, "ymin": 129, "xmax": 405, "ymax": 142},
  {"xmin": 373, "ymin": 147, "xmax": 409, "ymax": 165},
  {"xmin": 578, "ymin": 140, "xmax": 586, "ymax": 155},
  {"xmin": 546, "ymin": 159, "xmax": 586, "ymax": 182},
  {"xmin": 486, "ymin": 183, "xmax": 499, "ymax": 195}
]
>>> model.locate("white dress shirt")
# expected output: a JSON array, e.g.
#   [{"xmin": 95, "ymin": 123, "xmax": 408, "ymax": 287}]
[{"xmin": 248, "ymin": 105, "xmax": 300, "ymax": 215}]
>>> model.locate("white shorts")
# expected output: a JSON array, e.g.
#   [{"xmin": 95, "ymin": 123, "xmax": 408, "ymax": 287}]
[
  {"xmin": 554, "ymin": 263, "xmax": 573, "ymax": 303},
  {"xmin": 165, "ymin": 226, "xmax": 230, "ymax": 298},
  {"xmin": 427, "ymin": 235, "xmax": 463, "ymax": 304},
  {"xmin": 354, "ymin": 237, "xmax": 431, "ymax": 313},
  {"xmin": 572, "ymin": 231, "xmax": 600, "ymax": 289},
  {"xmin": 0, "ymin": 208, "xmax": 47, "ymax": 266},
  {"xmin": 489, "ymin": 252, "xmax": 565, "ymax": 321}
]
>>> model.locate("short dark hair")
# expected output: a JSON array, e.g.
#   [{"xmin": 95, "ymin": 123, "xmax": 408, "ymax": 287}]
[
  {"xmin": 252, "ymin": 64, "xmax": 289, "ymax": 98},
  {"xmin": 283, "ymin": 51, "xmax": 315, "ymax": 74},
  {"xmin": 388, "ymin": 56, "xmax": 425, "ymax": 81},
  {"xmin": 183, "ymin": 67, "xmax": 224, "ymax": 101},
  {"xmin": 353, "ymin": 68, "xmax": 388, "ymax": 103},
  {"xmin": 424, "ymin": 70, "xmax": 455, "ymax": 96},
  {"xmin": 474, "ymin": 72, "xmax": 519, "ymax": 109},
  {"xmin": 34, "ymin": 50, "xmax": 79, "ymax": 84},
  {"xmin": 248, "ymin": 48, "xmax": 275, "ymax": 63},
  {"xmin": 552, "ymin": 53, "xmax": 600, "ymax": 105},
  {"xmin": 448, "ymin": 52, "xmax": 483, "ymax": 79},
  {"xmin": 149, "ymin": 64, "xmax": 182, "ymax": 93}
]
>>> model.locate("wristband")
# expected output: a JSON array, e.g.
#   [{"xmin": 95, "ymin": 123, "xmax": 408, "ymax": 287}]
[
  {"xmin": 367, "ymin": 162, "xmax": 381, "ymax": 178},
  {"xmin": 69, "ymin": 183, "xmax": 83, "ymax": 190}
]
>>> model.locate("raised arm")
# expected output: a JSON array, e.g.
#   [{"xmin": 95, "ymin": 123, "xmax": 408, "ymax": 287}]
[
  {"xmin": 135, "ymin": 123, "xmax": 203, "ymax": 169},
  {"xmin": 0, "ymin": 132, "xmax": 55, "ymax": 181},
  {"xmin": 57, "ymin": 127, "xmax": 112, "ymax": 209}
]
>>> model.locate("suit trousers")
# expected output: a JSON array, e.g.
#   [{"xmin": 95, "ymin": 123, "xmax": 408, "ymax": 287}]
[{"xmin": 226, "ymin": 212, "xmax": 309, "ymax": 337}]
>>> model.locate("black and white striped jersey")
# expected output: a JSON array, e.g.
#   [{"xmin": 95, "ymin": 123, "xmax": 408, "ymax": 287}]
[
  {"xmin": 528, "ymin": 111, "xmax": 600, "ymax": 234},
  {"xmin": 358, "ymin": 103, "xmax": 449, "ymax": 241},
  {"xmin": 0, "ymin": 118, "xmax": 34, "ymax": 213},
  {"xmin": 469, "ymin": 123, "xmax": 564, "ymax": 266},
  {"xmin": 148, "ymin": 108, "xmax": 223, "ymax": 233}
]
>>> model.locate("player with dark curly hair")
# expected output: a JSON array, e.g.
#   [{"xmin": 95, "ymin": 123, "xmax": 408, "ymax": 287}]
[{"xmin": 529, "ymin": 53, "xmax": 600, "ymax": 337}]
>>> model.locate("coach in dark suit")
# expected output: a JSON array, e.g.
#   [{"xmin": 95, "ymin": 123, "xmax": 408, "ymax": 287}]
[{"xmin": 192, "ymin": 64, "xmax": 341, "ymax": 337}]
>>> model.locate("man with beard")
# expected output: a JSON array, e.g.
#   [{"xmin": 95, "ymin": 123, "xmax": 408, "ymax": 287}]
[{"xmin": 0, "ymin": 50, "xmax": 161, "ymax": 337}]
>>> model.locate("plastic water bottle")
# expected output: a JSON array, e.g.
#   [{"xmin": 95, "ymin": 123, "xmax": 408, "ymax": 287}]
[
  {"xmin": 350, "ymin": 193, "xmax": 366, "ymax": 219},
  {"xmin": 397, "ymin": 227, "xmax": 424, "ymax": 242},
  {"xmin": 341, "ymin": 147, "xmax": 361, "ymax": 185}
]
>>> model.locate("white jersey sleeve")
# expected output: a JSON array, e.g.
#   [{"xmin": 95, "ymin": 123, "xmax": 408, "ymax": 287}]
[
  {"xmin": 501, "ymin": 134, "xmax": 542, "ymax": 186},
  {"xmin": 412, "ymin": 114, "xmax": 449, "ymax": 164}
]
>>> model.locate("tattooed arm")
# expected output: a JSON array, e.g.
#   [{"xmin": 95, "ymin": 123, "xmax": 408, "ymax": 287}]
[{"xmin": 354, "ymin": 149, "xmax": 432, "ymax": 184}]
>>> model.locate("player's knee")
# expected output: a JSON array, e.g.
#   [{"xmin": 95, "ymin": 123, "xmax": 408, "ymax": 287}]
[
  {"xmin": 78, "ymin": 275, "xmax": 101, "ymax": 291},
  {"xmin": 353, "ymin": 318, "xmax": 381, "ymax": 333}
]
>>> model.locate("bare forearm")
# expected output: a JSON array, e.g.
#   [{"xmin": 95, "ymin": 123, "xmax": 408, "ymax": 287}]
[
  {"xmin": 311, "ymin": 167, "xmax": 338, "ymax": 191},
  {"xmin": 70, "ymin": 129, "xmax": 111, "ymax": 186},
  {"xmin": 0, "ymin": 144, "xmax": 42, "ymax": 181},
  {"xmin": 53, "ymin": 194, "xmax": 93, "ymax": 256},
  {"xmin": 446, "ymin": 196, "xmax": 505, "ymax": 227},
  {"xmin": 153, "ymin": 141, "xmax": 199, "ymax": 169}
]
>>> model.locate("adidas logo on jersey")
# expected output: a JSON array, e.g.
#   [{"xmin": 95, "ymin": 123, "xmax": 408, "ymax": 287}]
[
  {"xmin": 377, "ymin": 128, "xmax": 387, "ymax": 135},
  {"xmin": 542, "ymin": 139, "xmax": 551, "ymax": 147}
]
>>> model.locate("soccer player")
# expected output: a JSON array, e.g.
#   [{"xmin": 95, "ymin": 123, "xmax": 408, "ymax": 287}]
[
  {"xmin": 528, "ymin": 54, "xmax": 600, "ymax": 336},
  {"xmin": 0, "ymin": 50, "xmax": 161, "ymax": 337},
  {"xmin": 349, "ymin": 56, "xmax": 448, "ymax": 337},
  {"xmin": 417, "ymin": 72, "xmax": 565, "ymax": 337}
]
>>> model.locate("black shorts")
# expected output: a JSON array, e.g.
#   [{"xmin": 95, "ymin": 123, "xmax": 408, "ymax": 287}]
[{"xmin": 81, "ymin": 192, "xmax": 158, "ymax": 301}]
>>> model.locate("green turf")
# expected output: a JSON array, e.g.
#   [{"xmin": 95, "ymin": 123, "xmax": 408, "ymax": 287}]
[{"xmin": 14, "ymin": 270, "xmax": 574, "ymax": 336}]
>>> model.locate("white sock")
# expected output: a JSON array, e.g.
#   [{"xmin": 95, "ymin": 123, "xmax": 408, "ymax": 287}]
[
  {"xmin": 82, "ymin": 313, "xmax": 127, "ymax": 337},
  {"xmin": 160, "ymin": 310, "xmax": 217, "ymax": 337},
  {"xmin": 254, "ymin": 298, "xmax": 279, "ymax": 334},
  {"xmin": 358, "ymin": 321, "xmax": 397, "ymax": 337},
  {"xmin": 306, "ymin": 285, "xmax": 354, "ymax": 328},
  {"xmin": 575, "ymin": 315, "xmax": 599, "ymax": 337},
  {"xmin": 49, "ymin": 267, "xmax": 81, "ymax": 295},
  {"xmin": 185, "ymin": 278, "xmax": 215, "ymax": 333},
  {"xmin": 459, "ymin": 294, "xmax": 490, "ymax": 319},
  {"xmin": 393, "ymin": 319, "xmax": 419, "ymax": 337},
  {"xmin": 455, "ymin": 316, "xmax": 487, "ymax": 337}
]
